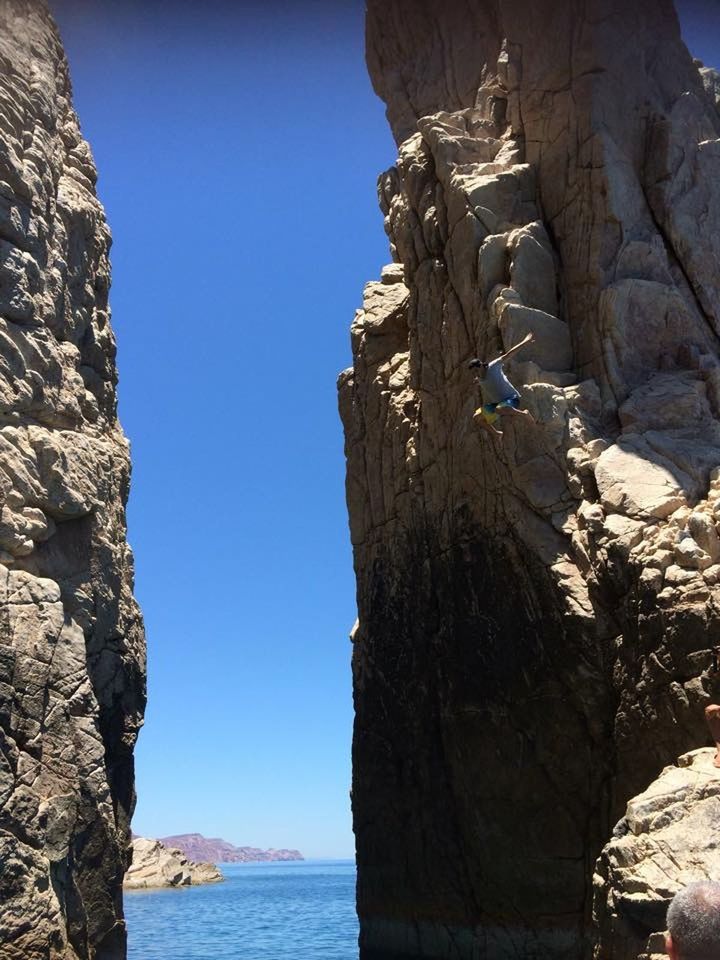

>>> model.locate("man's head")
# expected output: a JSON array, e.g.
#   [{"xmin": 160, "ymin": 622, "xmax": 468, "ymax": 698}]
[
  {"xmin": 666, "ymin": 881, "xmax": 720, "ymax": 959},
  {"xmin": 468, "ymin": 358, "xmax": 488, "ymax": 376}
]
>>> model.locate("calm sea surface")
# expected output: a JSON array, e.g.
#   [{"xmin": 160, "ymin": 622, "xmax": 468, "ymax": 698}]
[{"xmin": 124, "ymin": 860, "xmax": 359, "ymax": 960}]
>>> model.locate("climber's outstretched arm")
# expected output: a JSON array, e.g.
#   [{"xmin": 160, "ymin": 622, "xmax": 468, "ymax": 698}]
[{"xmin": 498, "ymin": 331, "xmax": 534, "ymax": 364}]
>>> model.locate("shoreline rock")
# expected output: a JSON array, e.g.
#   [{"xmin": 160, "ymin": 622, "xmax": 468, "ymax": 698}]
[
  {"xmin": 124, "ymin": 837, "xmax": 224, "ymax": 890},
  {"xmin": 593, "ymin": 748, "xmax": 720, "ymax": 960}
]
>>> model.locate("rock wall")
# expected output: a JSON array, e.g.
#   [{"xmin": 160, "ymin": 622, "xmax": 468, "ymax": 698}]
[
  {"xmin": 0, "ymin": 3, "xmax": 145, "ymax": 958},
  {"xmin": 339, "ymin": 1, "xmax": 720, "ymax": 957}
]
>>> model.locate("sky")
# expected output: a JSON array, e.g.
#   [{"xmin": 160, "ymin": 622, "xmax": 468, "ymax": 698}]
[
  {"xmin": 50, "ymin": 0, "xmax": 395, "ymax": 860},
  {"xmin": 49, "ymin": 0, "xmax": 719, "ymax": 861}
]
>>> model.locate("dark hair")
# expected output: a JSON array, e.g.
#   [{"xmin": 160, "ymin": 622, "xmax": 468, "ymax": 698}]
[{"xmin": 667, "ymin": 882, "xmax": 720, "ymax": 959}]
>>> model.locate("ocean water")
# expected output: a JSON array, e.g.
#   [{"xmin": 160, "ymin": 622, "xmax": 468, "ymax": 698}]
[{"xmin": 124, "ymin": 859, "xmax": 359, "ymax": 960}]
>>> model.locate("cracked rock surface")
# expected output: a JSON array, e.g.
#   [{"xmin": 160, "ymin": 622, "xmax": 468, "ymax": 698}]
[
  {"xmin": 339, "ymin": 1, "xmax": 720, "ymax": 957},
  {"xmin": 123, "ymin": 838, "xmax": 223, "ymax": 890},
  {"xmin": 593, "ymin": 749, "xmax": 720, "ymax": 960},
  {"xmin": 0, "ymin": 2, "xmax": 146, "ymax": 958}
]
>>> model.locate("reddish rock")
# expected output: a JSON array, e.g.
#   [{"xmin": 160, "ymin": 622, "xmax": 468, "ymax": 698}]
[{"xmin": 159, "ymin": 833, "xmax": 303, "ymax": 864}]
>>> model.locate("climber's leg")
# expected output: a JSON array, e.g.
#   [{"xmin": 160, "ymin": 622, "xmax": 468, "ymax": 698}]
[
  {"xmin": 473, "ymin": 403, "xmax": 503, "ymax": 437},
  {"xmin": 497, "ymin": 395, "xmax": 536, "ymax": 425}
]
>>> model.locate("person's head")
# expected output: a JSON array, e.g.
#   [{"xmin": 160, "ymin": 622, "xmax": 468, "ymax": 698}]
[
  {"xmin": 468, "ymin": 358, "xmax": 488, "ymax": 377},
  {"xmin": 666, "ymin": 881, "xmax": 720, "ymax": 959}
]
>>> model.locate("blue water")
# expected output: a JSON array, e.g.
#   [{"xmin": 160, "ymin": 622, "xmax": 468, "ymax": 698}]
[{"xmin": 125, "ymin": 860, "xmax": 359, "ymax": 960}]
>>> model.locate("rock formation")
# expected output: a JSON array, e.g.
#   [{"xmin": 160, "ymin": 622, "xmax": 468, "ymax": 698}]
[
  {"xmin": 593, "ymin": 749, "xmax": 720, "ymax": 960},
  {"xmin": 339, "ymin": 1, "xmax": 720, "ymax": 957},
  {"xmin": 699, "ymin": 64, "xmax": 720, "ymax": 109},
  {"xmin": 124, "ymin": 838, "xmax": 223, "ymax": 890},
  {"xmin": 0, "ymin": 2, "xmax": 145, "ymax": 958},
  {"xmin": 160, "ymin": 832, "xmax": 304, "ymax": 864}
]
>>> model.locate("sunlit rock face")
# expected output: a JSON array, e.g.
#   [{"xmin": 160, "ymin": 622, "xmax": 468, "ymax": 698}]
[
  {"xmin": 339, "ymin": 0, "xmax": 720, "ymax": 956},
  {"xmin": 593, "ymin": 748, "xmax": 720, "ymax": 960},
  {"xmin": 0, "ymin": 2, "xmax": 146, "ymax": 958},
  {"xmin": 700, "ymin": 64, "xmax": 720, "ymax": 109}
]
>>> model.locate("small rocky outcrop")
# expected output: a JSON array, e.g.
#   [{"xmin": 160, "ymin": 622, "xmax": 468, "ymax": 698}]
[
  {"xmin": 124, "ymin": 838, "xmax": 223, "ymax": 890},
  {"xmin": 0, "ymin": 2, "xmax": 145, "ymax": 958},
  {"xmin": 340, "ymin": 0, "xmax": 720, "ymax": 956},
  {"xmin": 593, "ymin": 749, "xmax": 720, "ymax": 960},
  {"xmin": 160, "ymin": 832, "xmax": 304, "ymax": 863},
  {"xmin": 699, "ymin": 63, "xmax": 720, "ymax": 109}
]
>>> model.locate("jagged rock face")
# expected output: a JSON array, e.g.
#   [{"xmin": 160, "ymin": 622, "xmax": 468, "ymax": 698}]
[
  {"xmin": 339, "ymin": 1, "xmax": 720, "ymax": 957},
  {"xmin": 0, "ymin": 3, "xmax": 145, "ymax": 959},
  {"xmin": 593, "ymin": 749, "xmax": 720, "ymax": 960},
  {"xmin": 700, "ymin": 65, "xmax": 720, "ymax": 109},
  {"xmin": 124, "ymin": 838, "xmax": 224, "ymax": 890}
]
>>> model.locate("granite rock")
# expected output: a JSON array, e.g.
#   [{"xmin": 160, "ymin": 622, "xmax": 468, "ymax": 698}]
[
  {"xmin": 123, "ymin": 838, "xmax": 223, "ymax": 890},
  {"xmin": 0, "ymin": 3, "xmax": 145, "ymax": 958},
  {"xmin": 340, "ymin": 2, "xmax": 720, "ymax": 957},
  {"xmin": 593, "ymin": 749, "xmax": 720, "ymax": 960},
  {"xmin": 699, "ymin": 64, "xmax": 720, "ymax": 109}
]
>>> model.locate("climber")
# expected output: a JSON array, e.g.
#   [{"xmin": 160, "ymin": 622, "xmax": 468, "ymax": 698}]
[
  {"xmin": 468, "ymin": 331, "xmax": 536, "ymax": 437},
  {"xmin": 665, "ymin": 881, "xmax": 720, "ymax": 959}
]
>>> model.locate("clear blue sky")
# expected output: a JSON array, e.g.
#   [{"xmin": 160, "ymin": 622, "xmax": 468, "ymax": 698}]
[
  {"xmin": 51, "ymin": 0, "xmax": 395, "ymax": 860},
  {"xmin": 50, "ymin": 0, "xmax": 717, "ymax": 860}
]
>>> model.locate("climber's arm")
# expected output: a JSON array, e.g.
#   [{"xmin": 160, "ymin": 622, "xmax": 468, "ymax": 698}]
[{"xmin": 498, "ymin": 331, "xmax": 534, "ymax": 363}]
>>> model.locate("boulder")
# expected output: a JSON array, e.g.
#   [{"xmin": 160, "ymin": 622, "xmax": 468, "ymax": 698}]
[
  {"xmin": 497, "ymin": 301, "xmax": 573, "ymax": 371},
  {"xmin": 593, "ymin": 749, "xmax": 720, "ymax": 960},
  {"xmin": 124, "ymin": 837, "xmax": 224, "ymax": 890},
  {"xmin": 594, "ymin": 437, "xmax": 692, "ymax": 519}
]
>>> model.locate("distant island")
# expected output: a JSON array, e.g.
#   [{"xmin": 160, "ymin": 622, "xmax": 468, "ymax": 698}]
[{"xmin": 159, "ymin": 833, "xmax": 304, "ymax": 863}]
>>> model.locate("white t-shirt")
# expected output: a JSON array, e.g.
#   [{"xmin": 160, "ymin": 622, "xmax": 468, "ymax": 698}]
[{"xmin": 479, "ymin": 358, "xmax": 518, "ymax": 404}]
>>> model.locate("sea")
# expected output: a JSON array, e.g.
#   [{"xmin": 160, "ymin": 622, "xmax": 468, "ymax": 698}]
[{"xmin": 124, "ymin": 859, "xmax": 359, "ymax": 960}]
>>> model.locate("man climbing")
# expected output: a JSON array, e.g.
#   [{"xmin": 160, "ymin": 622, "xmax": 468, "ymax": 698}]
[{"xmin": 468, "ymin": 331, "xmax": 536, "ymax": 436}]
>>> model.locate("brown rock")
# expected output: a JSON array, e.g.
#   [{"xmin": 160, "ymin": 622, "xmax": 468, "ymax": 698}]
[
  {"xmin": 341, "ymin": 2, "xmax": 720, "ymax": 957},
  {"xmin": 0, "ymin": 2, "xmax": 146, "ymax": 958}
]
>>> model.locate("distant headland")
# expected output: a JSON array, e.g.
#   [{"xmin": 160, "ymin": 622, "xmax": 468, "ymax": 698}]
[{"xmin": 160, "ymin": 833, "xmax": 304, "ymax": 863}]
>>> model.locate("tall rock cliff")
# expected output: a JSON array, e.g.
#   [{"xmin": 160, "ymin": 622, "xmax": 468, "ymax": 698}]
[
  {"xmin": 0, "ymin": 2, "xmax": 145, "ymax": 958},
  {"xmin": 339, "ymin": 1, "xmax": 720, "ymax": 957}
]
